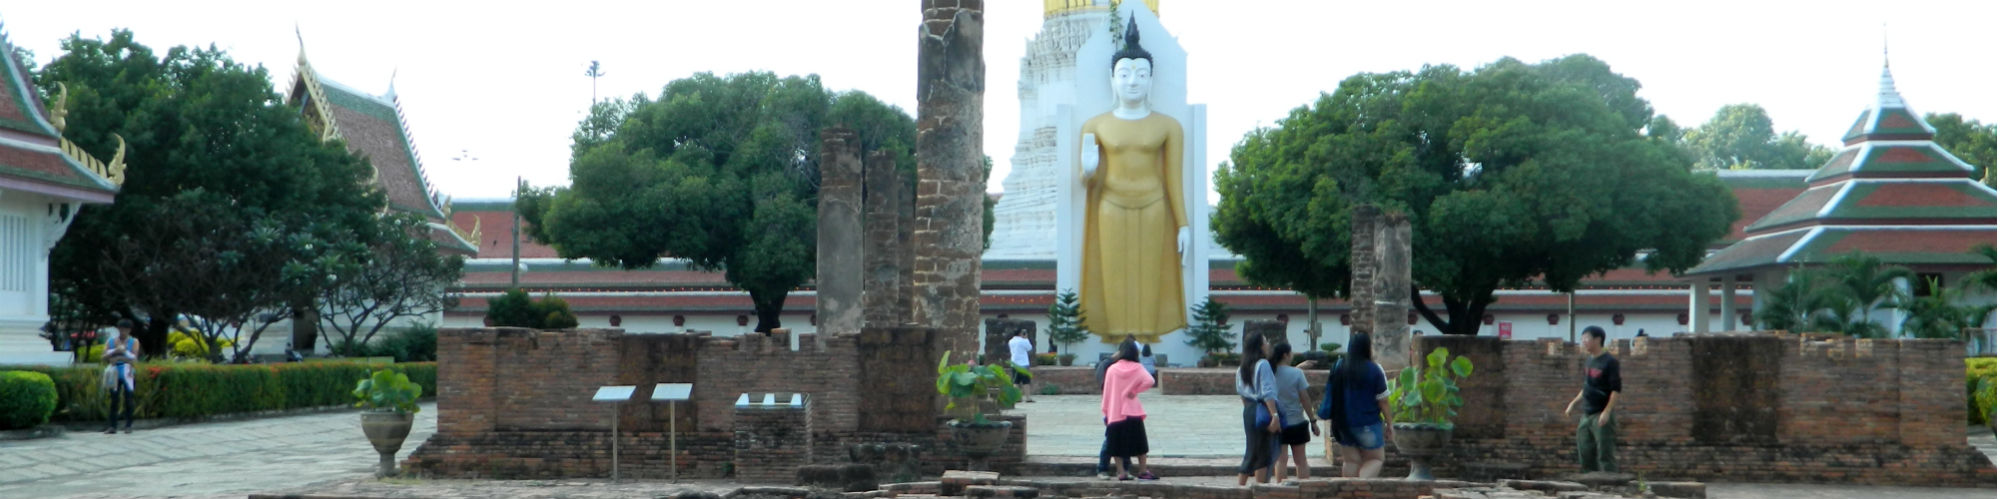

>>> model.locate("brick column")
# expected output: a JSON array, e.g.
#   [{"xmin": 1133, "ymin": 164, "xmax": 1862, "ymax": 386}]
[
  {"xmin": 914, "ymin": 0, "xmax": 985, "ymax": 360},
  {"xmin": 818, "ymin": 128, "xmax": 865, "ymax": 339},
  {"xmin": 898, "ymin": 176, "xmax": 917, "ymax": 326},
  {"xmin": 864, "ymin": 151, "xmax": 904, "ymax": 329},
  {"xmin": 733, "ymin": 394, "xmax": 813, "ymax": 482},
  {"xmin": 1348, "ymin": 207, "xmax": 1378, "ymax": 344},
  {"xmin": 1371, "ymin": 210, "xmax": 1413, "ymax": 373},
  {"xmin": 436, "ymin": 328, "xmax": 496, "ymax": 435},
  {"xmin": 983, "ymin": 318, "xmax": 1035, "ymax": 365}
]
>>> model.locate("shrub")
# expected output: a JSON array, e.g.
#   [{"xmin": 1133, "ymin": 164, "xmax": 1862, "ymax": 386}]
[
  {"xmin": 368, "ymin": 324, "xmax": 439, "ymax": 362},
  {"xmin": 485, "ymin": 288, "xmax": 537, "ymax": 327},
  {"xmin": 0, "ymin": 371, "xmax": 58, "ymax": 429},
  {"xmin": 486, "ymin": 289, "xmax": 578, "ymax": 329},
  {"xmin": 1969, "ymin": 358, "xmax": 1996, "ymax": 426},
  {"xmin": 533, "ymin": 295, "xmax": 579, "ymax": 329},
  {"xmin": 0, "ymin": 362, "xmax": 436, "ymax": 423},
  {"xmin": 1032, "ymin": 352, "xmax": 1058, "ymax": 366},
  {"xmin": 167, "ymin": 329, "xmax": 231, "ymax": 360}
]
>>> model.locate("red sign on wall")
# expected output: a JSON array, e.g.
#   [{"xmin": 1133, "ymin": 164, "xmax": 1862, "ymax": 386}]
[{"xmin": 1498, "ymin": 322, "xmax": 1513, "ymax": 340}]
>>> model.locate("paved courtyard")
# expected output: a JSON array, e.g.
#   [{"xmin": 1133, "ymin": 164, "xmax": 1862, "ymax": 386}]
[
  {"xmin": 1007, "ymin": 393, "xmax": 1250, "ymax": 457},
  {"xmin": 0, "ymin": 403, "xmax": 435, "ymax": 499}
]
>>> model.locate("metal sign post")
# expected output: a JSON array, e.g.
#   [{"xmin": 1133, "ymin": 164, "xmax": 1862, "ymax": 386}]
[
  {"xmin": 592, "ymin": 385, "xmax": 637, "ymax": 482},
  {"xmin": 651, "ymin": 383, "xmax": 694, "ymax": 483}
]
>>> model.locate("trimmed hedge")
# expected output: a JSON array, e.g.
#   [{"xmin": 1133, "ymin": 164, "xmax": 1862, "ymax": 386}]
[
  {"xmin": 1970, "ymin": 357, "xmax": 1996, "ymax": 426},
  {"xmin": 0, "ymin": 371, "xmax": 58, "ymax": 429},
  {"xmin": 0, "ymin": 362, "xmax": 434, "ymax": 423}
]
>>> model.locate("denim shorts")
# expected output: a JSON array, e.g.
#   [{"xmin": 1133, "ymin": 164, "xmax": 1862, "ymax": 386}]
[{"xmin": 1334, "ymin": 423, "xmax": 1385, "ymax": 450}]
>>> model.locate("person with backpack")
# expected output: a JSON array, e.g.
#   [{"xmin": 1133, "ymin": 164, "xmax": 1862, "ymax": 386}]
[{"xmin": 1318, "ymin": 333, "xmax": 1393, "ymax": 477}]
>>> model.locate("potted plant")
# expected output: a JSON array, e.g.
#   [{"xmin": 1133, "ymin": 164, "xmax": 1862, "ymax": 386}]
[
  {"xmin": 353, "ymin": 369, "xmax": 424, "ymax": 478},
  {"xmin": 936, "ymin": 351, "xmax": 1025, "ymax": 458},
  {"xmin": 1388, "ymin": 347, "xmax": 1474, "ymax": 480}
]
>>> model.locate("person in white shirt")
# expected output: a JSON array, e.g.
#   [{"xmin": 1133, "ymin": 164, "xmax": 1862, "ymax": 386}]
[{"xmin": 1008, "ymin": 331, "xmax": 1036, "ymax": 402}]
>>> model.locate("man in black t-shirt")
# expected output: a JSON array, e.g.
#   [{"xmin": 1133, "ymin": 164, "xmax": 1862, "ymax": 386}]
[{"xmin": 1564, "ymin": 326, "xmax": 1621, "ymax": 472}]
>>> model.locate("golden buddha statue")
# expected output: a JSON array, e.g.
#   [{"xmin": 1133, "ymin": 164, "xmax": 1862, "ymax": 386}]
[{"xmin": 1077, "ymin": 16, "xmax": 1187, "ymax": 343}]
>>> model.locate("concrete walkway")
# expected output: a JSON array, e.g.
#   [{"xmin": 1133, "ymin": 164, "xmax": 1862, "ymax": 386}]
[{"xmin": 0, "ymin": 403, "xmax": 436, "ymax": 499}]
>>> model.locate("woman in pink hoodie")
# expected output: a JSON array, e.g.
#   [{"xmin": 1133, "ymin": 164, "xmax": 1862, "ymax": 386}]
[{"xmin": 1101, "ymin": 337, "xmax": 1158, "ymax": 480}]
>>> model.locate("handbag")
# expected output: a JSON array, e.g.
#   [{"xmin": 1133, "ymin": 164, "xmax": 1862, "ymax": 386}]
[
  {"xmin": 1255, "ymin": 402, "xmax": 1288, "ymax": 429},
  {"xmin": 100, "ymin": 364, "xmax": 119, "ymax": 391}
]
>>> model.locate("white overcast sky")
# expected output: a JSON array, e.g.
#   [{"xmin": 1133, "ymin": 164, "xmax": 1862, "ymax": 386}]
[{"xmin": 7, "ymin": 1, "xmax": 1994, "ymax": 201}]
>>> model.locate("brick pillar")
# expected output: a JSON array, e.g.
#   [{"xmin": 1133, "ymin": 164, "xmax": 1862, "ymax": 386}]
[
  {"xmin": 733, "ymin": 394, "xmax": 813, "ymax": 482},
  {"xmin": 1349, "ymin": 207, "xmax": 1379, "ymax": 345},
  {"xmin": 818, "ymin": 128, "xmax": 865, "ymax": 340},
  {"xmin": 864, "ymin": 151, "xmax": 904, "ymax": 329},
  {"xmin": 1243, "ymin": 320, "xmax": 1287, "ymax": 351},
  {"xmin": 898, "ymin": 178, "xmax": 916, "ymax": 325},
  {"xmin": 436, "ymin": 328, "xmax": 496, "ymax": 435},
  {"xmin": 1371, "ymin": 210, "xmax": 1413, "ymax": 373},
  {"xmin": 914, "ymin": 0, "xmax": 985, "ymax": 361}
]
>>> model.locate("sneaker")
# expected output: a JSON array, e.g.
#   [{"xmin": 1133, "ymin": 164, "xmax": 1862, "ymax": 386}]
[
  {"xmin": 102, "ymin": 428, "xmax": 115, "ymax": 435},
  {"xmin": 1136, "ymin": 471, "xmax": 1159, "ymax": 481},
  {"xmin": 1118, "ymin": 475, "xmax": 1134, "ymax": 481},
  {"xmin": 1095, "ymin": 472, "xmax": 1112, "ymax": 480},
  {"xmin": 121, "ymin": 427, "xmax": 132, "ymax": 434}
]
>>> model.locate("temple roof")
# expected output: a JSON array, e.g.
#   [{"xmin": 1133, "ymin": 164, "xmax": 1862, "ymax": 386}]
[
  {"xmin": 0, "ymin": 23, "xmax": 122, "ymax": 203},
  {"xmin": 286, "ymin": 41, "xmax": 476, "ymax": 255},
  {"xmin": 1686, "ymin": 63, "xmax": 1995, "ymax": 277}
]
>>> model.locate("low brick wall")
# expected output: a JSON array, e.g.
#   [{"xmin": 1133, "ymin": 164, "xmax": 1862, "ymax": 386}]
[
  {"xmin": 1161, "ymin": 368, "xmax": 1330, "ymax": 397},
  {"xmin": 1029, "ymin": 366, "xmax": 1098, "ymax": 394},
  {"xmin": 1411, "ymin": 333, "xmax": 1996, "ymax": 487},
  {"xmin": 406, "ymin": 327, "xmax": 1028, "ymax": 479}
]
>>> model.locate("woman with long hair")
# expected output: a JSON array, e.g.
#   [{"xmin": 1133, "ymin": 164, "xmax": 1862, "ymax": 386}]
[
  {"xmin": 1233, "ymin": 331, "xmax": 1280, "ymax": 485},
  {"xmin": 1318, "ymin": 332, "xmax": 1394, "ymax": 477}
]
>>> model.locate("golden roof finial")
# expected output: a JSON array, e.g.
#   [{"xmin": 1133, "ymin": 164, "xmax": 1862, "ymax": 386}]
[
  {"xmin": 106, "ymin": 134, "xmax": 127, "ymax": 185},
  {"xmin": 50, "ymin": 82, "xmax": 68, "ymax": 133},
  {"xmin": 295, "ymin": 24, "xmax": 308, "ymax": 66}
]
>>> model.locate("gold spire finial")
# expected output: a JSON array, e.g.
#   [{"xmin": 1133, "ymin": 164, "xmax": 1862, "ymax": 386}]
[
  {"xmin": 295, "ymin": 24, "xmax": 308, "ymax": 66},
  {"xmin": 106, "ymin": 134, "xmax": 127, "ymax": 185},
  {"xmin": 51, "ymin": 82, "xmax": 68, "ymax": 133}
]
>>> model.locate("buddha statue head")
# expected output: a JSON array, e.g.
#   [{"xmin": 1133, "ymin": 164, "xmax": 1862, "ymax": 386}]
[{"xmin": 1109, "ymin": 14, "xmax": 1153, "ymax": 108}]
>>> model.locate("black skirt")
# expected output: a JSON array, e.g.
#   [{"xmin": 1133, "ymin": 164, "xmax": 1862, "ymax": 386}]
[{"xmin": 1105, "ymin": 417, "xmax": 1149, "ymax": 457}]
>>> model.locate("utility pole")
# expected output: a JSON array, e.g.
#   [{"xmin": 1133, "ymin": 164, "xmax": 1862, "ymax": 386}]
[
  {"xmin": 512, "ymin": 176, "xmax": 523, "ymax": 287},
  {"xmin": 585, "ymin": 60, "xmax": 607, "ymax": 105}
]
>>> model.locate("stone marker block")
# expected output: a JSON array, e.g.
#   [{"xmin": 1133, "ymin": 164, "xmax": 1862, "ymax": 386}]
[{"xmin": 940, "ymin": 470, "xmax": 1000, "ymax": 496}]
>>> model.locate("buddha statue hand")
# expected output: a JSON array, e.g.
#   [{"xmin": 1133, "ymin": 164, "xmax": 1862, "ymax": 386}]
[
  {"xmin": 1080, "ymin": 133, "xmax": 1100, "ymax": 179},
  {"xmin": 1177, "ymin": 226, "xmax": 1190, "ymax": 266}
]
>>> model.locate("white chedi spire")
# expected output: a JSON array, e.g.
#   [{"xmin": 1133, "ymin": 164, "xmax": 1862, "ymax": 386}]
[{"xmin": 1875, "ymin": 60, "xmax": 1905, "ymax": 110}]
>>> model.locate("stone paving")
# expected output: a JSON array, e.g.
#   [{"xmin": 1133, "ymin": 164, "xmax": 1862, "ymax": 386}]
[
  {"xmin": 1007, "ymin": 393, "xmax": 1252, "ymax": 457},
  {"xmin": 0, "ymin": 403, "xmax": 435, "ymax": 499}
]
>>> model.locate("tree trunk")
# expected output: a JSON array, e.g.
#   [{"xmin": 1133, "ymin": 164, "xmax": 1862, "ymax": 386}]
[
  {"xmin": 1412, "ymin": 286, "xmax": 1490, "ymax": 336},
  {"xmin": 291, "ymin": 299, "xmax": 320, "ymax": 354},
  {"xmin": 749, "ymin": 288, "xmax": 786, "ymax": 333},
  {"xmin": 138, "ymin": 312, "xmax": 170, "ymax": 360}
]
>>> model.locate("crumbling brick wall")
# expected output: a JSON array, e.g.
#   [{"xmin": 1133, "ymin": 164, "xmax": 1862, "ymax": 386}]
[
  {"xmin": 408, "ymin": 326, "xmax": 1025, "ymax": 480},
  {"xmin": 1411, "ymin": 333, "xmax": 1994, "ymax": 486}
]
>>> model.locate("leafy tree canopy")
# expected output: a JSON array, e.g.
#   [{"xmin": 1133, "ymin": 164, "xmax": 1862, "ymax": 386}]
[{"xmin": 1214, "ymin": 54, "xmax": 1740, "ymax": 335}]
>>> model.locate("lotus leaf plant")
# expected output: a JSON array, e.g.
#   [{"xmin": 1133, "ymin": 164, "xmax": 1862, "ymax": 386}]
[
  {"xmin": 936, "ymin": 351, "xmax": 1025, "ymax": 424},
  {"xmin": 1389, "ymin": 347, "xmax": 1474, "ymax": 429},
  {"xmin": 352, "ymin": 369, "xmax": 423, "ymax": 414}
]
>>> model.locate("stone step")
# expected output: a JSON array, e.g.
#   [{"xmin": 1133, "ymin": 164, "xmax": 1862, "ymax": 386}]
[{"xmin": 1017, "ymin": 456, "xmax": 1393, "ymax": 479}]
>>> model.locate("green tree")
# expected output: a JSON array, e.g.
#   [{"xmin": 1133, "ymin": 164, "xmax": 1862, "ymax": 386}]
[
  {"xmin": 36, "ymin": 30, "xmax": 384, "ymax": 356},
  {"xmin": 319, "ymin": 213, "xmax": 467, "ymax": 351},
  {"xmin": 1964, "ymin": 244, "xmax": 1996, "ymax": 293},
  {"xmin": 1822, "ymin": 252, "xmax": 1914, "ymax": 328},
  {"xmin": 1755, "ymin": 265, "xmax": 1834, "ymax": 333},
  {"xmin": 521, "ymin": 72, "xmax": 913, "ymax": 332},
  {"xmin": 1045, "ymin": 289, "xmax": 1089, "ymax": 355},
  {"xmin": 1898, "ymin": 277, "xmax": 1994, "ymax": 340},
  {"xmin": 1214, "ymin": 55, "xmax": 1739, "ymax": 336},
  {"xmin": 1185, "ymin": 296, "xmax": 1235, "ymax": 355},
  {"xmin": 1684, "ymin": 103, "xmax": 1834, "ymax": 170},
  {"xmin": 1926, "ymin": 113, "xmax": 1997, "ymax": 187}
]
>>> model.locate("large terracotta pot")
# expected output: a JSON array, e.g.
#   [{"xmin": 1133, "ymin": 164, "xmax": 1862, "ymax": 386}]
[
  {"xmin": 1391, "ymin": 423, "xmax": 1453, "ymax": 480},
  {"xmin": 947, "ymin": 420, "xmax": 1013, "ymax": 458},
  {"xmin": 360, "ymin": 411, "xmax": 415, "ymax": 477}
]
